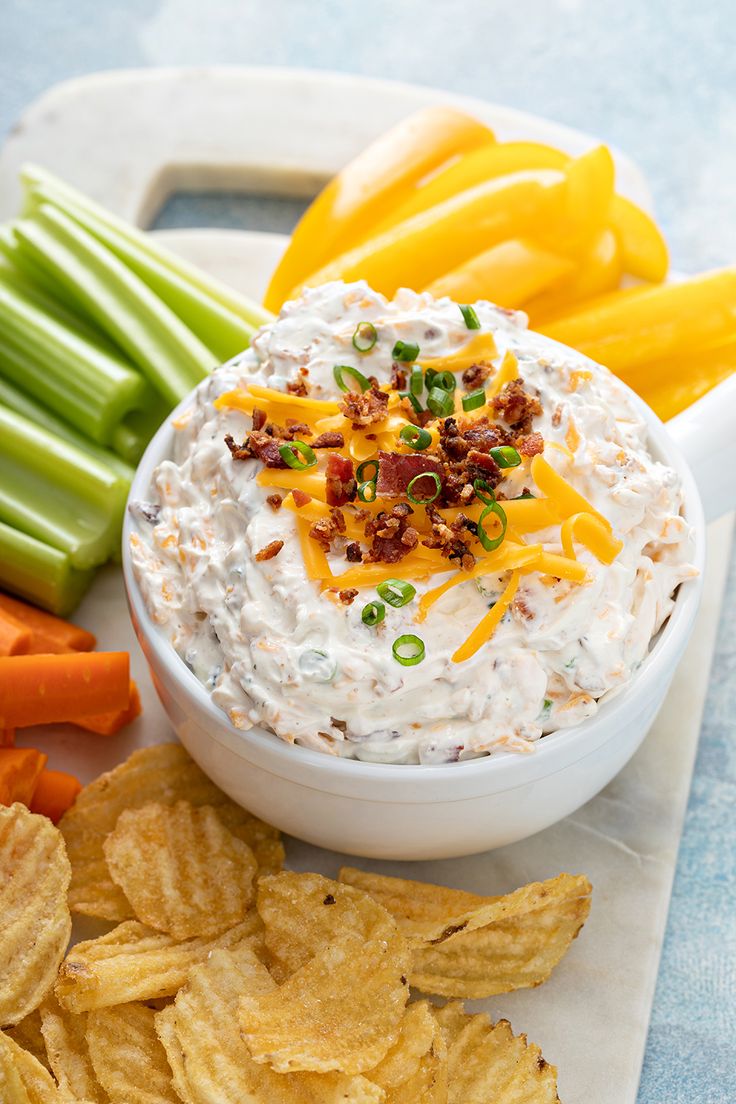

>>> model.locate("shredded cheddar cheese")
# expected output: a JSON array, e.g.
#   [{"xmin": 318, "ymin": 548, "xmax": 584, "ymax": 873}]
[
  {"xmin": 487, "ymin": 349, "xmax": 519, "ymax": 398},
  {"xmin": 530, "ymin": 454, "xmax": 611, "ymax": 530},
  {"xmin": 452, "ymin": 571, "xmax": 521, "ymax": 663},
  {"xmin": 560, "ymin": 512, "xmax": 624, "ymax": 565},
  {"xmin": 419, "ymin": 331, "xmax": 497, "ymax": 373}
]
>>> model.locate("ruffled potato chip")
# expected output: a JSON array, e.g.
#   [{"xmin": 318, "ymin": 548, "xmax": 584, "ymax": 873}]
[
  {"xmin": 166, "ymin": 942, "xmax": 383, "ymax": 1103},
  {"xmin": 340, "ymin": 868, "xmax": 591, "ymax": 998},
  {"xmin": 257, "ymin": 871, "xmax": 397, "ymax": 979},
  {"xmin": 154, "ymin": 1006, "xmax": 197, "ymax": 1104},
  {"xmin": 0, "ymin": 804, "xmax": 71, "ymax": 1027},
  {"xmin": 239, "ymin": 928, "xmax": 411, "ymax": 1075},
  {"xmin": 0, "ymin": 1030, "xmax": 73, "ymax": 1103},
  {"xmin": 365, "ymin": 1000, "xmax": 438, "ymax": 1091},
  {"xmin": 434, "ymin": 1001, "xmax": 560, "ymax": 1102},
  {"xmin": 87, "ymin": 1002, "xmax": 181, "ymax": 1103},
  {"xmin": 55, "ymin": 914, "xmax": 262, "ymax": 1013},
  {"xmin": 384, "ymin": 1020, "xmax": 447, "ymax": 1104},
  {"xmin": 60, "ymin": 743, "xmax": 283, "ymax": 920},
  {"xmin": 4, "ymin": 1013, "xmax": 49, "ymax": 1073},
  {"xmin": 103, "ymin": 801, "xmax": 257, "ymax": 939},
  {"xmin": 39, "ymin": 995, "xmax": 104, "ymax": 1103}
]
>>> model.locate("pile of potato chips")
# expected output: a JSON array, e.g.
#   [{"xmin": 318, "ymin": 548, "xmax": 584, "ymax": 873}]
[{"xmin": 0, "ymin": 742, "xmax": 592, "ymax": 1102}]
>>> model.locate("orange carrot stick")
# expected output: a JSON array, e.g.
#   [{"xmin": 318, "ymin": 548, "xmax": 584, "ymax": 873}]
[
  {"xmin": 0, "ymin": 747, "xmax": 47, "ymax": 805},
  {"xmin": 0, "ymin": 592, "xmax": 96, "ymax": 652},
  {"xmin": 0, "ymin": 652, "xmax": 130, "ymax": 728},
  {"xmin": 1, "ymin": 728, "xmax": 15, "ymax": 747},
  {"xmin": 73, "ymin": 680, "xmax": 142, "ymax": 736},
  {"xmin": 29, "ymin": 769, "xmax": 82, "ymax": 822},
  {"xmin": 0, "ymin": 609, "xmax": 32, "ymax": 656}
]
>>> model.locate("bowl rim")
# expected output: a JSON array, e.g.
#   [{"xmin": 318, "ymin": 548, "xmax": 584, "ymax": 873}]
[{"xmin": 122, "ymin": 351, "xmax": 705, "ymax": 787}]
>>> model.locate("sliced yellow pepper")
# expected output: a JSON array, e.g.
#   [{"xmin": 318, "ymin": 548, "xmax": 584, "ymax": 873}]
[
  {"xmin": 541, "ymin": 269, "xmax": 736, "ymax": 374},
  {"xmin": 425, "ymin": 238, "xmax": 576, "ymax": 309},
  {"xmin": 542, "ymin": 145, "xmax": 615, "ymax": 256},
  {"xmin": 524, "ymin": 229, "xmax": 623, "ymax": 324},
  {"xmin": 263, "ymin": 107, "xmax": 494, "ymax": 311},
  {"xmin": 624, "ymin": 339, "xmax": 736, "ymax": 421},
  {"xmin": 609, "ymin": 194, "xmax": 669, "ymax": 283}
]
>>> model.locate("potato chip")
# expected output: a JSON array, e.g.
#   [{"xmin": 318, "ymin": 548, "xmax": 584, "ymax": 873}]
[
  {"xmin": 87, "ymin": 1002, "xmax": 181, "ymax": 1103},
  {"xmin": 55, "ymin": 913, "xmax": 262, "ymax": 1013},
  {"xmin": 39, "ymin": 995, "xmax": 104, "ymax": 1102},
  {"xmin": 365, "ymin": 1001, "xmax": 436, "ymax": 1091},
  {"xmin": 0, "ymin": 803, "xmax": 71, "ymax": 1026},
  {"xmin": 384, "ymin": 1020, "xmax": 447, "ymax": 1104},
  {"xmin": 239, "ymin": 928, "xmax": 411, "ymax": 1075},
  {"xmin": 103, "ymin": 801, "xmax": 257, "ymax": 939},
  {"xmin": 257, "ymin": 871, "xmax": 397, "ymax": 979},
  {"xmin": 4, "ymin": 1013, "xmax": 49, "ymax": 1073},
  {"xmin": 60, "ymin": 743, "xmax": 283, "ymax": 920},
  {"xmin": 340, "ymin": 868, "xmax": 591, "ymax": 997},
  {"xmin": 169, "ymin": 942, "xmax": 383, "ymax": 1103},
  {"xmin": 0, "ymin": 1030, "xmax": 73, "ymax": 1103},
  {"xmin": 154, "ymin": 1006, "xmax": 197, "ymax": 1104},
  {"xmin": 433, "ymin": 1001, "xmax": 560, "ymax": 1102}
]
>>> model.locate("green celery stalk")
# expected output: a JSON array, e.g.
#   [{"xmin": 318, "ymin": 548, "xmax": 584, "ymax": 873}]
[
  {"xmin": 13, "ymin": 205, "xmax": 216, "ymax": 405},
  {"xmin": 0, "ymin": 275, "xmax": 156, "ymax": 446},
  {"xmin": 28, "ymin": 183, "xmax": 258, "ymax": 362},
  {"xmin": 21, "ymin": 163, "xmax": 273, "ymax": 331},
  {"xmin": 0, "ymin": 223, "xmax": 87, "ymax": 318},
  {"xmin": 0, "ymin": 403, "xmax": 128, "ymax": 568},
  {"xmin": 0, "ymin": 519, "xmax": 94, "ymax": 616}
]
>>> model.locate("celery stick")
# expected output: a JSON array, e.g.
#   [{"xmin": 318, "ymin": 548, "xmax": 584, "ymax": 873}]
[
  {"xmin": 0, "ymin": 223, "xmax": 86, "ymax": 318},
  {"xmin": 0, "ymin": 520, "xmax": 94, "ymax": 616},
  {"xmin": 29, "ymin": 184, "xmax": 257, "ymax": 362},
  {"xmin": 112, "ymin": 398, "xmax": 169, "ymax": 463},
  {"xmin": 14, "ymin": 206, "xmax": 215, "ymax": 405},
  {"xmin": 0, "ymin": 277, "xmax": 155, "ymax": 445},
  {"xmin": 22, "ymin": 163, "xmax": 273, "ymax": 330}
]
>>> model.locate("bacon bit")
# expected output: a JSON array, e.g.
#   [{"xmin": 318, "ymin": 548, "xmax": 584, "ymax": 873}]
[
  {"xmin": 311, "ymin": 431, "xmax": 345, "ymax": 449},
  {"xmin": 282, "ymin": 420, "xmax": 312, "ymax": 440},
  {"xmin": 338, "ymin": 588, "xmax": 359, "ymax": 605},
  {"xmin": 255, "ymin": 539, "xmax": 284, "ymax": 562},
  {"xmin": 266, "ymin": 494, "xmax": 283, "ymax": 511},
  {"xmin": 339, "ymin": 382, "xmax": 389, "ymax": 427},
  {"xmin": 252, "ymin": 407, "xmax": 267, "ymax": 431},
  {"xmin": 365, "ymin": 503, "xmax": 420, "ymax": 564},
  {"xmin": 286, "ymin": 375, "xmax": 309, "ymax": 397},
  {"xmin": 325, "ymin": 453, "xmax": 357, "ymax": 507},
  {"xmin": 518, "ymin": 432, "xmax": 544, "ymax": 458},
  {"xmin": 309, "ymin": 508, "xmax": 346, "ymax": 551},
  {"xmin": 422, "ymin": 504, "xmax": 476, "ymax": 570},
  {"xmin": 225, "ymin": 431, "xmax": 286, "ymax": 467},
  {"xmin": 345, "ymin": 542, "xmax": 363, "ymax": 562},
  {"xmin": 461, "ymin": 361, "xmax": 492, "ymax": 390},
  {"xmin": 399, "ymin": 396, "xmax": 435, "ymax": 428},
  {"xmin": 292, "ymin": 488, "xmax": 312, "ymax": 508},
  {"xmin": 390, "ymin": 363, "xmax": 407, "ymax": 390},
  {"xmin": 490, "ymin": 378, "xmax": 542, "ymax": 434},
  {"xmin": 513, "ymin": 594, "xmax": 535, "ymax": 621},
  {"xmin": 552, "ymin": 405, "xmax": 563, "ymax": 428},
  {"xmin": 375, "ymin": 451, "xmax": 443, "ymax": 498}
]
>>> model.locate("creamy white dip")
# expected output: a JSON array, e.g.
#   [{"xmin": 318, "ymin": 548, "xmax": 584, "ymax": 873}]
[{"xmin": 129, "ymin": 281, "xmax": 696, "ymax": 764}]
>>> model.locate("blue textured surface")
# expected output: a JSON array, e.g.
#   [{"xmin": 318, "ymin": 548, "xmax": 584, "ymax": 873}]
[{"xmin": 2, "ymin": 4, "xmax": 735, "ymax": 1099}]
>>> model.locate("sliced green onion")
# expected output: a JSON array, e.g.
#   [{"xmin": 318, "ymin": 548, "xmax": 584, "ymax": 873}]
[
  {"xmin": 357, "ymin": 479, "xmax": 377, "ymax": 503},
  {"xmin": 392, "ymin": 634, "xmax": 425, "ymax": 666},
  {"xmin": 490, "ymin": 445, "xmax": 522, "ymax": 469},
  {"xmin": 376, "ymin": 578, "xmax": 416, "ymax": 608},
  {"xmin": 356, "ymin": 459, "xmax": 379, "ymax": 482},
  {"xmin": 410, "ymin": 364, "xmax": 423, "ymax": 395},
  {"xmin": 473, "ymin": 478, "xmax": 496, "ymax": 505},
  {"xmin": 278, "ymin": 440, "xmax": 317, "ymax": 470},
  {"xmin": 333, "ymin": 364, "xmax": 370, "ymax": 393},
  {"xmin": 427, "ymin": 386, "xmax": 454, "ymax": 418},
  {"xmin": 424, "ymin": 368, "xmax": 437, "ymax": 390},
  {"xmin": 433, "ymin": 370, "xmax": 456, "ymax": 393},
  {"xmin": 361, "ymin": 600, "xmax": 385, "ymax": 627},
  {"xmin": 399, "ymin": 390, "xmax": 423, "ymax": 414},
  {"xmin": 392, "ymin": 340, "xmax": 420, "ymax": 362},
  {"xmin": 459, "ymin": 304, "xmax": 481, "ymax": 330},
  {"xmin": 462, "ymin": 388, "xmax": 486, "ymax": 412},
  {"xmin": 478, "ymin": 501, "xmax": 508, "ymax": 552},
  {"xmin": 352, "ymin": 321, "xmax": 377, "ymax": 353},
  {"xmin": 513, "ymin": 491, "xmax": 536, "ymax": 500},
  {"xmin": 399, "ymin": 424, "xmax": 431, "ymax": 451},
  {"xmin": 406, "ymin": 471, "xmax": 442, "ymax": 505}
]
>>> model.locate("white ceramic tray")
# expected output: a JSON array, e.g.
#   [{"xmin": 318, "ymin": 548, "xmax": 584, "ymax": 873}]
[{"xmin": 1, "ymin": 68, "xmax": 732, "ymax": 1104}]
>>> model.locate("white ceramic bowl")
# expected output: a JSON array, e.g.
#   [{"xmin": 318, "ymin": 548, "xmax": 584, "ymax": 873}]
[{"xmin": 122, "ymin": 370, "xmax": 735, "ymax": 860}]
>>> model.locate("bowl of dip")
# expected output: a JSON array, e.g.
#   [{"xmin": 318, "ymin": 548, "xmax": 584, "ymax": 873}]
[{"xmin": 122, "ymin": 281, "xmax": 731, "ymax": 858}]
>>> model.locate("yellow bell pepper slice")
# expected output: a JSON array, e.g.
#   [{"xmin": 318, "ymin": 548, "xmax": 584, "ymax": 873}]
[
  {"xmin": 524, "ymin": 229, "xmax": 623, "ymax": 325},
  {"xmin": 541, "ymin": 269, "xmax": 736, "ymax": 374},
  {"xmin": 609, "ymin": 194, "xmax": 669, "ymax": 283},
  {"xmin": 546, "ymin": 145, "xmax": 616, "ymax": 256},
  {"xmin": 263, "ymin": 106, "xmax": 494, "ymax": 311},
  {"xmin": 289, "ymin": 169, "xmax": 568, "ymax": 301},
  {"xmin": 425, "ymin": 238, "xmax": 576, "ymax": 308},
  {"xmin": 624, "ymin": 339, "xmax": 736, "ymax": 421}
]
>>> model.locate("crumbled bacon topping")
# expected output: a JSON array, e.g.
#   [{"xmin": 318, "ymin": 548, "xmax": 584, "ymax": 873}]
[
  {"xmin": 345, "ymin": 542, "xmax": 363, "ymax": 562},
  {"xmin": 390, "ymin": 363, "xmax": 407, "ymax": 390},
  {"xmin": 364, "ymin": 503, "xmax": 420, "ymax": 564},
  {"xmin": 255, "ymin": 539, "xmax": 284, "ymax": 561},
  {"xmin": 309, "ymin": 508, "xmax": 346, "ymax": 551},
  {"xmin": 518, "ymin": 431, "xmax": 544, "ymax": 457},
  {"xmin": 375, "ymin": 451, "xmax": 443, "ymax": 498},
  {"xmin": 311, "ymin": 431, "xmax": 345, "ymax": 449},
  {"xmin": 422, "ymin": 505, "xmax": 476, "ymax": 571},
  {"xmin": 461, "ymin": 361, "xmax": 492, "ymax": 390},
  {"xmin": 286, "ymin": 369, "xmax": 310, "ymax": 397},
  {"xmin": 339, "ymin": 382, "xmax": 389, "ymax": 427},
  {"xmin": 266, "ymin": 494, "xmax": 283, "ymax": 511},
  {"xmin": 292, "ymin": 489, "xmax": 312, "ymax": 507},
  {"xmin": 325, "ymin": 453, "xmax": 356, "ymax": 507},
  {"xmin": 338, "ymin": 588, "xmax": 359, "ymax": 605},
  {"xmin": 490, "ymin": 378, "xmax": 542, "ymax": 434}
]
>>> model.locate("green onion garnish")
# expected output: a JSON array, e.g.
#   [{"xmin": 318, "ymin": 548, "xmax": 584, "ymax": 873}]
[
  {"xmin": 392, "ymin": 634, "xmax": 425, "ymax": 666},
  {"xmin": 333, "ymin": 364, "xmax": 370, "ymax": 392},
  {"xmin": 513, "ymin": 492, "xmax": 536, "ymax": 500},
  {"xmin": 459, "ymin": 304, "xmax": 481, "ymax": 330},
  {"xmin": 361, "ymin": 600, "xmax": 385, "ymax": 627},
  {"xmin": 357, "ymin": 480, "xmax": 377, "ymax": 503},
  {"xmin": 399, "ymin": 391, "xmax": 423, "ymax": 414},
  {"xmin": 490, "ymin": 445, "xmax": 522, "ymax": 469},
  {"xmin": 399, "ymin": 424, "xmax": 431, "ymax": 451},
  {"xmin": 376, "ymin": 578, "xmax": 416, "ymax": 608},
  {"xmin": 410, "ymin": 364, "xmax": 423, "ymax": 395},
  {"xmin": 478, "ymin": 501, "xmax": 508, "ymax": 552},
  {"xmin": 473, "ymin": 478, "xmax": 496, "ymax": 505},
  {"xmin": 278, "ymin": 440, "xmax": 317, "ymax": 470},
  {"xmin": 356, "ymin": 459, "xmax": 379, "ymax": 482},
  {"xmin": 392, "ymin": 340, "xmax": 420, "ymax": 362},
  {"xmin": 352, "ymin": 321, "xmax": 378, "ymax": 353},
  {"xmin": 406, "ymin": 471, "xmax": 441, "ymax": 505},
  {"xmin": 427, "ymin": 386, "xmax": 454, "ymax": 418},
  {"xmin": 462, "ymin": 388, "xmax": 486, "ymax": 412},
  {"xmin": 432, "ymin": 370, "xmax": 456, "ymax": 393},
  {"xmin": 424, "ymin": 368, "xmax": 437, "ymax": 390}
]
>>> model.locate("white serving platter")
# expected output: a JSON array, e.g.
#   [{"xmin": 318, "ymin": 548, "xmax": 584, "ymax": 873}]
[{"xmin": 1, "ymin": 68, "xmax": 732, "ymax": 1104}]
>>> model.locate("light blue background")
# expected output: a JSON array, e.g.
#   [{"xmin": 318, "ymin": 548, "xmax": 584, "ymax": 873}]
[{"xmin": 3, "ymin": 3, "xmax": 735, "ymax": 1100}]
